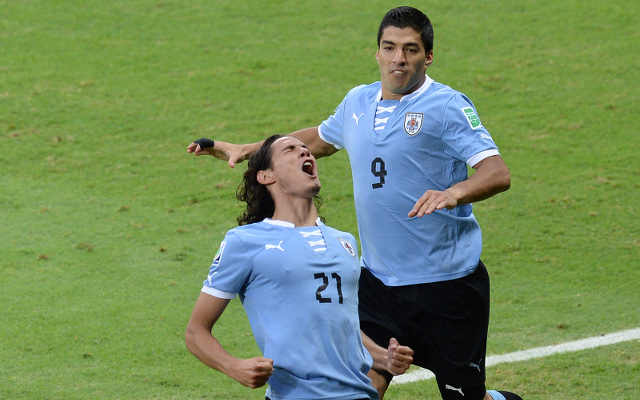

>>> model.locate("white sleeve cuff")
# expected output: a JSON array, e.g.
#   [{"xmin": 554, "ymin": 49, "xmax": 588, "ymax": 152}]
[
  {"xmin": 467, "ymin": 149, "xmax": 500, "ymax": 168},
  {"xmin": 201, "ymin": 286, "xmax": 237, "ymax": 300}
]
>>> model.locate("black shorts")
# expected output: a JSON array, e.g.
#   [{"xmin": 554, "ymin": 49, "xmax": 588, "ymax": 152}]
[{"xmin": 358, "ymin": 262, "xmax": 490, "ymax": 390}]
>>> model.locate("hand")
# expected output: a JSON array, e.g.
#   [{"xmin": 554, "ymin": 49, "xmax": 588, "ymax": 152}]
[
  {"xmin": 227, "ymin": 357, "xmax": 274, "ymax": 388},
  {"xmin": 387, "ymin": 338, "xmax": 413, "ymax": 376},
  {"xmin": 186, "ymin": 138, "xmax": 253, "ymax": 168},
  {"xmin": 408, "ymin": 189, "xmax": 458, "ymax": 218},
  {"xmin": 187, "ymin": 138, "xmax": 216, "ymax": 156}
]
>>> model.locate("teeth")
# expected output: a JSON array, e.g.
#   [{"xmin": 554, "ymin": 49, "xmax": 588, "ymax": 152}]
[{"xmin": 303, "ymin": 161, "xmax": 313, "ymax": 175}]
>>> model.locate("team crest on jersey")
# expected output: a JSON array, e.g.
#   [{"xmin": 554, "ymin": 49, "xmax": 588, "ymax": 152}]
[
  {"xmin": 404, "ymin": 112, "xmax": 424, "ymax": 136},
  {"xmin": 338, "ymin": 238, "xmax": 357, "ymax": 258},
  {"xmin": 462, "ymin": 107, "xmax": 483, "ymax": 129},
  {"xmin": 212, "ymin": 241, "xmax": 226, "ymax": 267}
]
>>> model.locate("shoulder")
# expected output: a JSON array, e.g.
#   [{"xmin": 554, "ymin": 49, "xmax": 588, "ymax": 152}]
[
  {"xmin": 326, "ymin": 227, "xmax": 359, "ymax": 258},
  {"xmin": 322, "ymin": 224, "xmax": 348, "ymax": 236},
  {"xmin": 230, "ymin": 220, "xmax": 276, "ymax": 232},
  {"xmin": 424, "ymin": 80, "xmax": 464, "ymax": 101},
  {"xmin": 225, "ymin": 222, "xmax": 274, "ymax": 245},
  {"xmin": 431, "ymin": 81, "xmax": 477, "ymax": 103},
  {"xmin": 345, "ymin": 81, "xmax": 381, "ymax": 99},
  {"xmin": 420, "ymin": 82, "xmax": 480, "ymax": 118},
  {"xmin": 322, "ymin": 225, "xmax": 357, "ymax": 243}
]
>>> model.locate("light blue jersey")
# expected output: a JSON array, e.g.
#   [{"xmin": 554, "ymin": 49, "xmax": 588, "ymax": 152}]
[
  {"xmin": 319, "ymin": 76, "xmax": 500, "ymax": 286},
  {"xmin": 202, "ymin": 218, "xmax": 378, "ymax": 400}
]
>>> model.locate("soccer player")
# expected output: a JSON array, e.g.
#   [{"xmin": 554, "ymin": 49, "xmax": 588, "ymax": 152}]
[
  {"xmin": 185, "ymin": 135, "xmax": 411, "ymax": 400},
  {"xmin": 187, "ymin": 7, "xmax": 522, "ymax": 400}
]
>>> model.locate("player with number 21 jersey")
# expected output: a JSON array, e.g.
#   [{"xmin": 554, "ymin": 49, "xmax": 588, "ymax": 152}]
[{"xmin": 202, "ymin": 218, "xmax": 377, "ymax": 400}]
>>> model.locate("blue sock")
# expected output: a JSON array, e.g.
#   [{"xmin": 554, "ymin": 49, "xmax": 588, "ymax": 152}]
[
  {"xmin": 487, "ymin": 391, "xmax": 506, "ymax": 400},
  {"xmin": 487, "ymin": 390, "xmax": 523, "ymax": 400}
]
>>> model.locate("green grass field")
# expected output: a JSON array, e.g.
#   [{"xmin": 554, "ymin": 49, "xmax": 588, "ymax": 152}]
[{"xmin": 1, "ymin": 0, "xmax": 639, "ymax": 399}]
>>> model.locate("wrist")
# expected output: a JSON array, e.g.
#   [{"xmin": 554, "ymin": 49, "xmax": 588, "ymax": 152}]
[
  {"xmin": 371, "ymin": 349, "xmax": 390, "ymax": 370},
  {"xmin": 241, "ymin": 142, "xmax": 262, "ymax": 160},
  {"xmin": 444, "ymin": 186, "xmax": 465, "ymax": 206}
]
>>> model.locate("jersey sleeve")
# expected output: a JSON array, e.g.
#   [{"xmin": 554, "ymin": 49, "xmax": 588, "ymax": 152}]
[
  {"xmin": 441, "ymin": 94, "xmax": 500, "ymax": 167},
  {"xmin": 201, "ymin": 231, "xmax": 252, "ymax": 299},
  {"xmin": 318, "ymin": 98, "xmax": 347, "ymax": 149},
  {"xmin": 319, "ymin": 85, "xmax": 367, "ymax": 149}
]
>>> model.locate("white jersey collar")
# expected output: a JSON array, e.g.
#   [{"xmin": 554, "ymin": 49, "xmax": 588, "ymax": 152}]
[
  {"xmin": 376, "ymin": 74, "xmax": 434, "ymax": 102},
  {"xmin": 264, "ymin": 218, "xmax": 324, "ymax": 228}
]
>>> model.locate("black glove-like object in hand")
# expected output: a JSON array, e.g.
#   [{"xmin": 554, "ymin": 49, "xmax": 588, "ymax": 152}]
[{"xmin": 194, "ymin": 138, "xmax": 215, "ymax": 149}]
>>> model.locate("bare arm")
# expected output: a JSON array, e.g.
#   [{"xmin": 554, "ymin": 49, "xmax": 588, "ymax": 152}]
[
  {"xmin": 289, "ymin": 127, "xmax": 339, "ymax": 159},
  {"xmin": 185, "ymin": 293, "xmax": 274, "ymax": 388},
  {"xmin": 186, "ymin": 126, "xmax": 338, "ymax": 167},
  {"xmin": 186, "ymin": 139, "xmax": 263, "ymax": 168},
  {"xmin": 408, "ymin": 155, "xmax": 511, "ymax": 218}
]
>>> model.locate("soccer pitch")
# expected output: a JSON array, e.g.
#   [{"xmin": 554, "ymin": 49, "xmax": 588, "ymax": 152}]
[{"xmin": 1, "ymin": 1, "xmax": 638, "ymax": 399}]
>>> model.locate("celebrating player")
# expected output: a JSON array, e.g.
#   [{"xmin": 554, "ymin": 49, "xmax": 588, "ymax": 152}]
[{"xmin": 185, "ymin": 135, "xmax": 412, "ymax": 400}]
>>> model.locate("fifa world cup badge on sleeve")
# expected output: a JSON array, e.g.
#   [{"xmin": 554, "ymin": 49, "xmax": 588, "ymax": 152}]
[
  {"xmin": 212, "ymin": 242, "xmax": 226, "ymax": 267},
  {"xmin": 404, "ymin": 112, "xmax": 424, "ymax": 136},
  {"xmin": 462, "ymin": 107, "xmax": 483, "ymax": 129}
]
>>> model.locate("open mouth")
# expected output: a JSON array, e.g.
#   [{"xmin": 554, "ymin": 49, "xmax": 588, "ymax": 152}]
[{"xmin": 302, "ymin": 160, "xmax": 314, "ymax": 175}]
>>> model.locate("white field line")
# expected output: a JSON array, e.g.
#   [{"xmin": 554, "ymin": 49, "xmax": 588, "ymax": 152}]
[{"xmin": 391, "ymin": 327, "xmax": 640, "ymax": 385}]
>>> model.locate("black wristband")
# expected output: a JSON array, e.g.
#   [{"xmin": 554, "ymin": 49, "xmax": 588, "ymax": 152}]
[{"xmin": 194, "ymin": 138, "xmax": 215, "ymax": 149}]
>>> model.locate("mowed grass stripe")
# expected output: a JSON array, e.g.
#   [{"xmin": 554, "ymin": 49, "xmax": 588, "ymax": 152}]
[{"xmin": 393, "ymin": 327, "xmax": 640, "ymax": 384}]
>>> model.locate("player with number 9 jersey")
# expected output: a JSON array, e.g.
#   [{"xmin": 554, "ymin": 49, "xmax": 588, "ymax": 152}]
[{"xmin": 319, "ymin": 76, "xmax": 500, "ymax": 286}]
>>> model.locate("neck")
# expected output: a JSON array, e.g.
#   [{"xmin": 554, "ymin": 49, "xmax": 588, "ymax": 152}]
[
  {"xmin": 380, "ymin": 74, "xmax": 427, "ymax": 101},
  {"xmin": 271, "ymin": 198, "xmax": 319, "ymax": 227}
]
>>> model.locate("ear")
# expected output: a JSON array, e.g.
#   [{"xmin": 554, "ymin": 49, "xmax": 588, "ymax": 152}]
[
  {"xmin": 375, "ymin": 49, "xmax": 380, "ymax": 63},
  {"xmin": 425, "ymin": 50, "xmax": 434, "ymax": 67},
  {"xmin": 257, "ymin": 170, "xmax": 275, "ymax": 185}
]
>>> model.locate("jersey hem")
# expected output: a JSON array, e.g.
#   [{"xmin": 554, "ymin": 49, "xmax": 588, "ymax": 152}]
[
  {"xmin": 366, "ymin": 266, "xmax": 477, "ymax": 286},
  {"xmin": 266, "ymin": 394, "xmax": 375, "ymax": 400}
]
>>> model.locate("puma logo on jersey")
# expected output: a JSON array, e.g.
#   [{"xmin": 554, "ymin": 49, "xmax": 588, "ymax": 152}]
[
  {"xmin": 206, "ymin": 271, "xmax": 218, "ymax": 285},
  {"xmin": 352, "ymin": 113, "xmax": 364, "ymax": 125},
  {"xmin": 265, "ymin": 241, "xmax": 284, "ymax": 251},
  {"xmin": 445, "ymin": 385, "xmax": 464, "ymax": 396}
]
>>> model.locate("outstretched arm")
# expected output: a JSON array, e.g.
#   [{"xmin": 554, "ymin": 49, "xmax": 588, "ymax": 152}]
[
  {"xmin": 186, "ymin": 126, "xmax": 338, "ymax": 167},
  {"xmin": 186, "ymin": 138, "xmax": 263, "ymax": 168},
  {"xmin": 185, "ymin": 292, "xmax": 274, "ymax": 388},
  {"xmin": 289, "ymin": 127, "xmax": 339, "ymax": 159},
  {"xmin": 409, "ymin": 155, "xmax": 511, "ymax": 218}
]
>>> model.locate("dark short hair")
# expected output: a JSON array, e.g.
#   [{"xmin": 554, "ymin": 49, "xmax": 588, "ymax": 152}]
[{"xmin": 377, "ymin": 6, "xmax": 434, "ymax": 53}]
